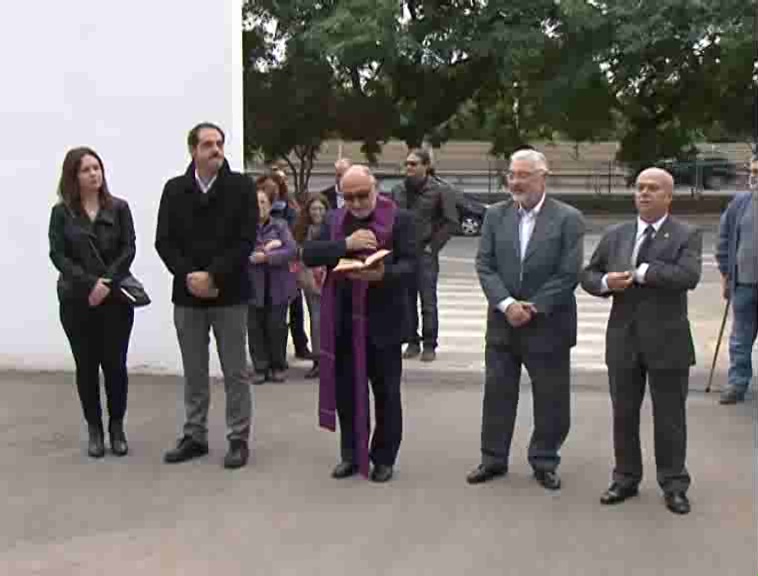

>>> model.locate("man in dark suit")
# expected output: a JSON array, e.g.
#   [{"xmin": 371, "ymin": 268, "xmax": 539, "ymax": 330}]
[
  {"xmin": 581, "ymin": 167, "xmax": 702, "ymax": 515},
  {"xmin": 303, "ymin": 165, "xmax": 416, "ymax": 483},
  {"xmin": 320, "ymin": 157, "xmax": 352, "ymax": 210},
  {"xmin": 467, "ymin": 149, "xmax": 585, "ymax": 491}
]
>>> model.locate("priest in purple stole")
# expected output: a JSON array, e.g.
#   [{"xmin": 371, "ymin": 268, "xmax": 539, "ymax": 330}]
[{"xmin": 302, "ymin": 165, "xmax": 417, "ymax": 482}]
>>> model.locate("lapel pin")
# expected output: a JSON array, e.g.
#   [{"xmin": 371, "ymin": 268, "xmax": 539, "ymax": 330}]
[{"xmin": 663, "ymin": 233, "xmax": 669, "ymax": 239}]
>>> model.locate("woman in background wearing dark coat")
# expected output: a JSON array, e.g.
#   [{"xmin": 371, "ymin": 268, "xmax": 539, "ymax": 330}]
[{"xmin": 48, "ymin": 147, "xmax": 136, "ymax": 458}]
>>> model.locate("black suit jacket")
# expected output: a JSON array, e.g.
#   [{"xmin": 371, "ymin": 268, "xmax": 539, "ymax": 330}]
[
  {"xmin": 302, "ymin": 209, "xmax": 417, "ymax": 348},
  {"xmin": 580, "ymin": 216, "xmax": 702, "ymax": 369}
]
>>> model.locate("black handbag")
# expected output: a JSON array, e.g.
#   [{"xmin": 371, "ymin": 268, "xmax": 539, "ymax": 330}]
[
  {"xmin": 62, "ymin": 203, "xmax": 151, "ymax": 307},
  {"xmin": 85, "ymin": 233, "xmax": 151, "ymax": 308}
]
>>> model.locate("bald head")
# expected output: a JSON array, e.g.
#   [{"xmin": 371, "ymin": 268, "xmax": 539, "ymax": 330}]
[
  {"xmin": 635, "ymin": 166, "xmax": 674, "ymax": 222},
  {"xmin": 341, "ymin": 164, "xmax": 377, "ymax": 218},
  {"xmin": 637, "ymin": 167, "xmax": 674, "ymax": 192}
]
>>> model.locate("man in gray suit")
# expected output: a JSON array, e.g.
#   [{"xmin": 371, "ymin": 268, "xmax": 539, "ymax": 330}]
[
  {"xmin": 467, "ymin": 149, "xmax": 585, "ymax": 491},
  {"xmin": 581, "ymin": 167, "xmax": 701, "ymax": 515}
]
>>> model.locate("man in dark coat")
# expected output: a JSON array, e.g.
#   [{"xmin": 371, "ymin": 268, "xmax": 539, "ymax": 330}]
[{"xmin": 155, "ymin": 122, "xmax": 258, "ymax": 470}]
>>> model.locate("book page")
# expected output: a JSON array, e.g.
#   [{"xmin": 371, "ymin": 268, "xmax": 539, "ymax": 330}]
[{"xmin": 364, "ymin": 249, "xmax": 391, "ymax": 267}]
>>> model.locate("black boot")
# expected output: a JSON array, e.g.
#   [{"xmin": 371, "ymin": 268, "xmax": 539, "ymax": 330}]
[
  {"xmin": 87, "ymin": 424, "xmax": 105, "ymax": 459},
  {"xmin": 109, "ymin": 420, "xmax": 128, "ymax": 457}
]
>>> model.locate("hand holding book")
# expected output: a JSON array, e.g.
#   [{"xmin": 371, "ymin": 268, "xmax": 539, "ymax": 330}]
[{"xmin": 333, "ymin": 249, "xmax": 391, "ymax": 273}]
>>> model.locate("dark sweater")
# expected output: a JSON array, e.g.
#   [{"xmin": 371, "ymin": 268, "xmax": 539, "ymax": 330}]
[{"xmin": 155, "ymin": 161, "xmax": 258, "ymax": 307}]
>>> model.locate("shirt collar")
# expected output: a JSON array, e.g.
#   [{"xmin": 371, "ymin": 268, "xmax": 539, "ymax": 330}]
[
  {"xmin": 195, "ymin": 170, "xmax": 218, "ymax": 194},
  {"xmin": 518, "ymin": 193, "xmax": 546, "ymax": 218},
  {"xmin": 637, "ymin": 214, "xmax": 667, "ymax": 237}
]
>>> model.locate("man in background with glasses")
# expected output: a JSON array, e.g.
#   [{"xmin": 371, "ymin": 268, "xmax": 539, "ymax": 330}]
[{"xmin": 715, "ymin": 155, "xmax": 758, "ymax": 405}]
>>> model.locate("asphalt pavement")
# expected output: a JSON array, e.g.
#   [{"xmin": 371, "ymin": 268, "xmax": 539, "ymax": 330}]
[{"xmin": 0, "ymin": 369, "xmax": 754, "ymax": 575}]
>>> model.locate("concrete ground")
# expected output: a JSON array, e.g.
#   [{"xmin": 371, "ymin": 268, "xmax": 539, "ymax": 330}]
[{"xmin": 0, "ymin": 369, "xmax": 754, "ymax": 576}]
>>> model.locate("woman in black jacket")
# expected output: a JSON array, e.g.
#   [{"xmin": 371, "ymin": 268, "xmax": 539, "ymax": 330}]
[{"xmin": 48, "ymin": 147, "xmax": 137, "ymax": 458}]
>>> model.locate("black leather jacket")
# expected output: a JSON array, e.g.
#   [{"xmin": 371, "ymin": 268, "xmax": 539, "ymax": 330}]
[{"xmin": 48, "ymin": 197, "xmax": 136, "ymax": 302}]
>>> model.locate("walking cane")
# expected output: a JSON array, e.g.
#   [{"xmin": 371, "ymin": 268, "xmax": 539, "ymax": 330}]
[{"xmin": 705, "ymin": 298, "xmax": 730, "ymax": 393}]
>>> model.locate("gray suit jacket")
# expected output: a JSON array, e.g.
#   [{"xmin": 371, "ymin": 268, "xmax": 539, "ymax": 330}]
[
  {"xmin": 580, "ymin": 216, "xmax": 702, "ymax": 369},
  {"xmin": 476, "ymin": 197, "xmax": 585, "ymax": 353}
]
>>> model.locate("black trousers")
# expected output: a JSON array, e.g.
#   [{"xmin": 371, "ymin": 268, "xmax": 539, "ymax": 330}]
[
  {"xmin": 480, "ymin": 343, "xmax": 571, "ymax": 472},
  {"xmin": 335, "ymin": 340, "xmax": 403, "ymax": 467},
  {"xmin": 608, "ymin": 363, "xmax": 690, "ymax": 494},
  {"xmin": 288, "ymin": 290, "xmax": 309, "ymax": 353},
  {"xmin": 59, "ymin": 299, "xmax": 134, "ymax": 430},
  {"xmin": 248, "ymin": 303, "xmax": 289, "ymax": 373}
]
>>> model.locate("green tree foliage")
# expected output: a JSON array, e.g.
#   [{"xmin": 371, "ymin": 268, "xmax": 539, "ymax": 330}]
[{"xmin": 243, "ymin": 0, "xmax": 753, "ymax": 182}]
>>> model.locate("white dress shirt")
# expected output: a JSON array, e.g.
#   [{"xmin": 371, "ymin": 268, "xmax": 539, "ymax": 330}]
[
  {"xmin": 600, "ymin": 214, "xmax": 668, "ymax": 292},
  {"xmin": 497, "ymin": 193, "xmax": 547, "ymax": 314},
  {"xmin": 335, "ymin": 184, "xmax": 345, "ymax": 209},
  {"xmin": 195, "ymin": 170, "xmax": 218, "ymax": 194}
]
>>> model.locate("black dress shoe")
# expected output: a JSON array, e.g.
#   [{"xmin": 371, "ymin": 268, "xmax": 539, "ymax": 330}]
[
  {"xmin": 664, "ymin": 492, "xmax": 690, "ymax": 515},
  {"xmin": 600, "ymin": 483, "xmax": 639, "ymax": 505},
  {"xmin": 269, "ymin": 370, "xmax": 287, "ymax": 383},
  {"xmin": 108, "ymin": 420, "xmax": 128, "ymax": 457},
  {"xmin": 534, "ymin": 470, "xmax": 561, "ymax": 491},
  {"xmin": 223, "ymin": 440, "xmax": 249, "ymax": 470},
  {"xmin": 370, "ymin": 465, "xmax": 394, "ymax": 483},
  {"xmin": 420, "ymin": 348, "xmax": 437, "ymax": 362},
  {"xmin": 163, "ymin": 436, "xmax": 209, "ymax": 464},
  {"xmin": 466, "ymin": 464, "xmax": 507, "ymax": 485},
  {"xmin": 295, "ymin": 347, "xmax": 312, "ymax": 360},
  {"xmin": 331, "ymin": 461, "xmax": 358, "ymax": 479},
  {"xmin": 304, "ymin": 363, "xmax": 319, "ymax": 379},
  {"xmin": 403, "ymin": 343, "xmax": 421, "ymax": 359},
  {"xmin": 87, "ymin": 424, "xmax": 105, "ymax": 459}
]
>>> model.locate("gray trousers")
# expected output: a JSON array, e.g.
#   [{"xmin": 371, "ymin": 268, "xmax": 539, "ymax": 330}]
[
  {"xmin": 481, "ymin": 343, "xmax": 571, "ymax": 473},
  {"xmin": 174, "ymin": 305, "xmax": 251, "ymax": 443},
  {"xmin": 303, "ymin": 290, "xmax": 321, "ymax": 360}
]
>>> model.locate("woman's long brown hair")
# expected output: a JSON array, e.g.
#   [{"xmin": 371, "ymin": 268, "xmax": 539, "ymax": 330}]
[
  {"xmin": 57, "ymin": 147, "xmax": 113, "ymax": 212},
  {"xmin": 293, "ymin": 193, "xmax": 329, "ymax": 244}
]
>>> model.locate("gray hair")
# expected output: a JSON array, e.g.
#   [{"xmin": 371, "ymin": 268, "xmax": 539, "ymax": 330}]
[
  {"xmin": 510, "ymin": 149, "xmax": 549, "ymax": 173},
  {"xmin": 334, "ymin": 157, "xmax": 352, "ymax": 170}
]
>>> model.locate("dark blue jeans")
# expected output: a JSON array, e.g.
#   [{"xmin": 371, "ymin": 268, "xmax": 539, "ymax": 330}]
[
  {"xmin": 407, "ymin": 251, "xmax": 439, "ymax": 349},
  {"xmin": 727, "ymin": 284, "xmax": 758, "ymax": 393}
]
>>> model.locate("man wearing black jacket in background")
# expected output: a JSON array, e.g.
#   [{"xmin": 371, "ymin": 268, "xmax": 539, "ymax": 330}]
[
  {"xmin": 155, "ymin": 122, "xmax": 258, "ymax": 470},
  {"xmin": 389, "ymin": 149, "xmax": 458, "ymax": 362}
]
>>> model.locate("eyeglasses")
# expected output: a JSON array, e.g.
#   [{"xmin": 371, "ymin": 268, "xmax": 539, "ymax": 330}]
[
  {"xmin": 343, "ymin": 189, "xmax": 371, "ymax": 203},
  {"xmin": 505, "ymin": 170, "xmax": 543, "ymax": 181}
]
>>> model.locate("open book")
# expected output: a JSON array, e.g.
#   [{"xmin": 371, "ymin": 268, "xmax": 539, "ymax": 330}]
[{"xmin": 333, "ymin": 249, "xmax": 391, "ymax": 273}]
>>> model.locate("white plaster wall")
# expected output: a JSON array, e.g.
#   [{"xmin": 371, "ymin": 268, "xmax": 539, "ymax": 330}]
[{"xmin": 0, "ymin": 1, "xmax": 244, "ymax": 375}]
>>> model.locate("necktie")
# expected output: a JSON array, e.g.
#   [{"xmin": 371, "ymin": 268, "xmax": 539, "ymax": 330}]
[{"xmin": 635, "ymin": 225, "xmax": 655, "ymax": 267}]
